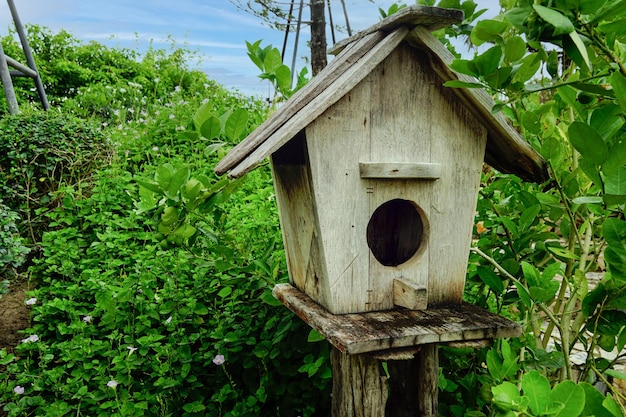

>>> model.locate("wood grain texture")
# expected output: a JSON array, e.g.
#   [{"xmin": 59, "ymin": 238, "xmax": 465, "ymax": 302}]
[
  {"xmin": 393, "ymin": 278, "xmax": 427, "ymax": 310},
  {"xmin": 214, "ymin": 30, "xmax": 385, "ymax": 176},
  {"xmin": 331, "ymin": 349, "xmax": 388, "ymax": 417},
  {"xmin": 405, "ymin": 26, "xmax": 548, "ymax": 182},
  {"xmin": 223, "ymin": 27, "xmax": 408, "ymax": 178},
  {"xmin": 273, "ymin": 283, "xmax": 522, "ymax": 354},
  {"xmin": 359, "ymin": 162, "xmax": 442, "ymax": 179}
]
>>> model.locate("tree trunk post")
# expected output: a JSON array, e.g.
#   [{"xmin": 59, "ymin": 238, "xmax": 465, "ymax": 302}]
[
  {"xmin": 331, "ymin": 345, "xmax": 439, "ymax": 417},
  {"xmin": 310, "ymin": 0, "xmax": 327, "ymax": 75}
]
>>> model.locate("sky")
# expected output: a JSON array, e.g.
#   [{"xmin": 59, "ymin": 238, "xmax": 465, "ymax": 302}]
[{"xmin": 1, "ymin": 0, "xmax": 499, "ymax": 98}]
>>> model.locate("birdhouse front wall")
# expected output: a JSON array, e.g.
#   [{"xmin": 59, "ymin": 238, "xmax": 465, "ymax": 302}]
[{"xmin": 272, "ymin": 42, "xmax": 486, "ymax": 315}]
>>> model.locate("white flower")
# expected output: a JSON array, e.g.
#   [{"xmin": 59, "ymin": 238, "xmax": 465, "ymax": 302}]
[
  {"xmin": 21, "ymin": 334, "xmax": 39, "ymax": 344},
  {"xmin": 13, "ymin": 386, "xmax": 24, "ymax": 395},
  {"xmin": 165, "ymin": 316, "xmax": 172, "ymax": 325},
  {"xmin": 169, "ymin": 114, "xmax": 175, "ymax": 119},
  {"xmin": 127, "ymin": 346, "xmax": 138, "ymax": 354},
  {"xmin": 25, "ymin": 297, "xmax": 37, "ymax": 306},
  {"xmin": 83, "ymin": 316, "xmax": 92, "ymax": 323},
  {"xmin": 107, "ymin": 380, "xmax": 118, "ymax": 388},
  {"xmin": 152, "ymin": 146, "xmax": 159, "ymax": 152}
]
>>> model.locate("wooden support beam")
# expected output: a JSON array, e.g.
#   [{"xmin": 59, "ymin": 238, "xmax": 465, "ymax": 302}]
[
  {"xmin": 331, "ymin": 345, "xmax": 440, "ymax": 417},
  {"xmin": 359, "ymin": 162, "xmax": 442, "ymax": 179},
  {"xmin": 393, "ymin": 278, "xmax": 427, "ymax": 310}
]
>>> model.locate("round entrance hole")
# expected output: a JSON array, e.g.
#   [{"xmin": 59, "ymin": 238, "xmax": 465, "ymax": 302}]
[{"xmin": 366, "ymin": 199, "xmax": 426, "ymax": 267}]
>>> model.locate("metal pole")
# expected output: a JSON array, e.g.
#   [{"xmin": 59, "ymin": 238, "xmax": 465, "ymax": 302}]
[
  {"xmin": 0, "ymin": 41, "xmax": 20, "ymax": 114},
  {"xmin": 290, "ymin": 0, "xmax": 304, "ymax": 87},
  {"xmin": 326, "ymin": 0, "xmax": 336, "ymax": 45},
  {"xmin": 7, "ymin": 0, "xmax": 50, "ymax": 110},
  {"xmin": 340, "ymin": 0, "xmax": 352, "ymax": 36}
]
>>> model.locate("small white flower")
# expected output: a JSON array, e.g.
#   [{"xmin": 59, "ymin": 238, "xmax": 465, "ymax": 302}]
[
  {"xmin": 165, "ymin": 316, "xmax": 172, "ymax": 325},
  {"xmin": 169, "ymin": 114, "xmax": 175, "ymax": 119},
  {"xmin": 13, "ymin": 386, "xmax": 24, "ymax": 395},
  {"xmin": 21, "ymin": 334, "xmax": 39, "ymax": 344},
  {"xmin": 107, "ymin": 380, "xmax": 118, "ymax": 388},
  {"xmin": 152, "ymin": 146, "xmax": 159, "ymax": 152},
  {"xmin": 25, "ymin": 297, "xmax": 37, "ymax": 306},
  {"xmin": 127, "ymin": 346, "xmax": 138, "ymax": 354},
  {"xmin": 83, "ymin": 316, "xmax": 92, "ymax": 323}
]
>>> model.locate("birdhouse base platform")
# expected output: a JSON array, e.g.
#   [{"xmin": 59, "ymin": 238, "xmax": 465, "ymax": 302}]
[{"xmin": 273, "ymin": 283, "xmax": 521, "ymax": 355}]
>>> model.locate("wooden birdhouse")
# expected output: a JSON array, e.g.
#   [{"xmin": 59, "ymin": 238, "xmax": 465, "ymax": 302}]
[{"xmin": 215, "ymin": 6, "xmax": 547, "ymax": 319}]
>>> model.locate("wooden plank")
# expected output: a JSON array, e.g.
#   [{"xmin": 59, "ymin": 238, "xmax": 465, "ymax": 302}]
[
  {"xmin": 393, "ymin": 278, "xmax": 427, "ymax": 310},
  {"xmin": 359, "ymin": 162, "xmax": 442, "ymax": 179},
  {"xmin": 331, "ymin": 349, "xmax": 388, "ymax": 417},
  {"xmin": 214, "ymin": 30, "xmax": 385, "ymax": 176},
  {"xmin": 273, "ymin": 283, "xmax": 522, "ymax": 355},
  {"xmin": 405, "ymin": 26, "xmax": 548, "ymax": 183},
  {"xmin": 329, "ymin": 5, "xmax": 463, "ymax": 55},
  {"xmin": 226, "ymin": 26, "xmax": 409, "ymax": 178}
]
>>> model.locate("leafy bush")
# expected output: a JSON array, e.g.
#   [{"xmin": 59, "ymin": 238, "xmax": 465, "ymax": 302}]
[
  {"xmin": 0, "ymin": 202, "xmax": 29, "ymax": 292},
  {"xmin": 0, "ymin": 112, "xmax": 110, "ymax": 242}
]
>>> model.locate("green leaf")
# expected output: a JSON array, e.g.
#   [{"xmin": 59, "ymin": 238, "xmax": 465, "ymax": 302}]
[
  {"xmin": 492, "ymin": 382, "xmax": 523, "ymax": 411},
  {"xmin": 568, "ymin": 121, "xmax": 608, "ymax": 166},
  {"xmin": 504, "ymin": 36, "xmax": 527, "ymax": 63},
  {"xmin": 449, "ymin": 59, "xmax": 478, "ymax": 77},
  {"xmin": 604, "ymin": 135, "xmax": 626, "ymax": 175},
  {"xmin": 551, "ymin": 380, "xmax": 585, "ymax": 417},
  {"xmin": 519, "ymin": 204, "xmax": 541, "ymax": 230},
  {"xmin": 193, "ymin": 101, "xmax": 214, "ymax": 132},
  {"xmin": 521, "ymin": 111, "xmax": 541, "ymax": 135},
  {"xmin": 522, "ymin": 370, "xmax": 551, "ymax": 415},
  {"xmin": 591, "ymin": 104, "xmax": 623, "ymax": 142},
  {"xmin": 224, "ymin": 108, "xmax": 249, "ymax": 142},
  {"xmin": 532, "ymin": 5, "xmax": 575, "ymax": 36},
  {"xmin": 512, "ymin": 53, "xmax": 541, "ymax": 84},
  {"xmin": 581, "ymin": 382, "xmax": 615, "ymax": 417},
  {"xmin": 443, "ymin": 80, "xmax": 484, "ymax": 89},
  {"xmin": 529, "ymin": 280, "xmax": 559, "ymax": 303},
  {"xmin": 471, "ymin": 19, "xmax": 508, "ymax": 46},
  {"xmin": 167, "ymin": 167, "xmax": 190, "ymax": 199},
  {"xmin": 156, "ymin": 164, "xmax": 173, "ymax": 190},
  {"xmin": 307, "ymin": 329, "xmax": 325, "ymax": 342},
  {"xmin": 605, "ymin": 167, "xmax": 626, "ymax": 195},
  {"xmin": 547, "ymin": 246, "xmax": 579, "ymax": 260},
  {"xmin": 182, "ymin": 401, "xmax": 206, "ymax": 413},
  {"xmin": 602, "ymin": 218, "xmax": 626, "ymax": 248},
  {"xmin": 275, "ymin": 64, "xmax": 292, "ymax": 93},
  {"xmin": 521, "ymin": 261, "xmax": 540, "ymax": 287},
  {"xmin": 611, "ymin": 72, "xmax": 626, "ymax": 114},
  {"xmin": 477, "ymin": 266, "xmax": 505, "ymax": 294},
  {"xmin": 568, "ymin": 31, "xmax": 591, "ymax": 72},
  {"xmin": 218, "ymin": 286, "xmax": 232, "ymax": 297},
  {"xmin": 263, "ymin": 48, "xmax": 283, "ymax": 73},
  {"xmin": 200, "ymin": 116, "xmax": 222, "ymax": 140},
  {"xmin": 474, "ymin": 46, "xmax": 503, "ymax": 76}
]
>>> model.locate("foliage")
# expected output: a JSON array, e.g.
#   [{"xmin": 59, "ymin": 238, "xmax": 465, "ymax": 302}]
[
  {"xmin": 0, "ymin": 25, "xmax": 332, "ymax": 416},
  {"xmin": 0, "ymin": 112, "xmax": 111, "ymax": 243},
  {"xmin": 400, "ymin": 0, "xmax": 626, "ymax": 414},
  {"xmin": 246, "ymin": 40, "xmax": 309, "ymax": 101},
  {"xmin": 0, "ymin": 201, "xmax": 29, "ymax": 287}
]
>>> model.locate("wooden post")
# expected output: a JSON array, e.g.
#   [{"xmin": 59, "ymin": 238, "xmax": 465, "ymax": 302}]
[
  {"xmin": 331, "ymin": 344, "xmax": 439, "ymax": 417},
  {"xmin": 331, "ymin": 348, "xmax": 388, "ymax": 417}
]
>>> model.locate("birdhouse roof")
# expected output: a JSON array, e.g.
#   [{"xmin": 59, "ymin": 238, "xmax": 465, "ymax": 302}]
[{"xmin": 214, "ymin": 5, "xmax": 548, "ymax": 183}]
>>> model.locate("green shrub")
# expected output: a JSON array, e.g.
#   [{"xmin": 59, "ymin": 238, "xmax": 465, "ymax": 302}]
[
  {"xmin": 0, "ymin": 112, "xmax": 111, "ymax": 241},
  {"xmin": 0, "ymin": 201, "xmax": 29, "ymax": 295}
]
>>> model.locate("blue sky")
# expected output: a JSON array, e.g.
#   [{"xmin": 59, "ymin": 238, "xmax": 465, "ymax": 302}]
[{"xmin": 1, "ymin": 1, "xmax": 499, "ymax": 97}]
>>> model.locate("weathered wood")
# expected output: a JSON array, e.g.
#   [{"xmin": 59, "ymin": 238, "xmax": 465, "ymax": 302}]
[
  {"xmin": 393, "ymin": 278, "xmax": 427, "ymax": 310},
  {"xmin": 329, "ymin": 5, "xmax": 463, "ymax": 55},
  {"xmin": 331, "ymin": 348, "xmax": 388, "ymax": 417},
  {"xmin": 385, "ymin": 345, "xmax": 438, "ymax": 417},
  {"xmin": 273, "ymin": 283, "xmax": 522, "ymax": 354},
  {"xmin": 227, "ymin": 26, "xmax": 409, "ymax": 178},
  {"xmin": 417, "ymin": 344, "xmax": 439, "ymax": 416},
  {"xmin": 405, "ymin": 26, "xmax": 548, "ymax": 182},
  {"xmin": 214, "ymin": 30, "xmax": 385, "ymax": 176},
  {"xmin": 359, "ymin": 162, "xmax": 442, "ymax": 179}
]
